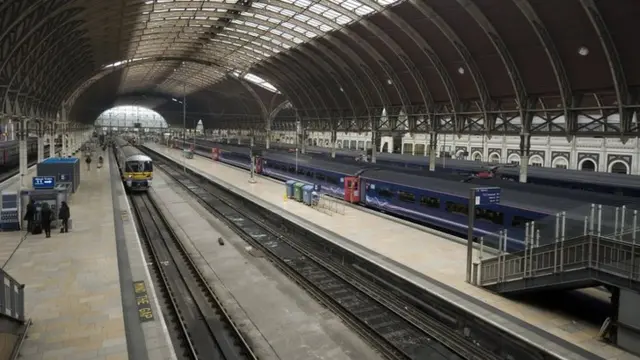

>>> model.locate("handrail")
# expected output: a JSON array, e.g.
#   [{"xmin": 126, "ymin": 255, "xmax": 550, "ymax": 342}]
[{"xmin": 478, "ymin": 234, "xmax": 640, "ymax": 290}]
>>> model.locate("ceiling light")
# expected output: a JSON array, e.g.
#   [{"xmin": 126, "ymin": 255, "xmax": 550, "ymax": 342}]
[
  {"xmin": 386, "ymin": 79, "xmax": 392, "ymax": 85},
  {"xmin": 457, "ymin": 66, "xmax": 465, "ymax": 75},
  {"xmin": 339, "ymin": 87, "xmax": 344, "ymax": 92},
  {"xmin": 578, "ymin": 46, "xmax": 589, "ymax": 56}
]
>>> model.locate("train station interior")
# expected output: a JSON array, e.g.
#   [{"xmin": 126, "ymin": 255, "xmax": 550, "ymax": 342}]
[{"xmin": 0, "ymin": 1, "xmax": 639, "ymax": 360}]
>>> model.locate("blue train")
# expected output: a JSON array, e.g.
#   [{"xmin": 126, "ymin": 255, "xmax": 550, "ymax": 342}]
[
  {"xmin": 172, "ymin": 139, "xmax": 633, "ymax": 252},
  {"xmin": 193, "ymin": 138, "xmax": 640, "ymax": 198}
]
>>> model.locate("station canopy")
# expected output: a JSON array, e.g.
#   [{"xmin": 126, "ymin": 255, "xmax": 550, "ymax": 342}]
[{"xmin": 2, "ymin": 0, "xmax": 639, "ymax": 137}]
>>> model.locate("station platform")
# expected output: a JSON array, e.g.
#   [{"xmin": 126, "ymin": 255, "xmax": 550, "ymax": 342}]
[
  {"xmin": 148, "ymin": 166, "xmax": 382, "ymax": 360},
  {"xmin": 0, "ymin": 151, "xmax": 129, "ymax": 360},
  {"xmin": 144, "ymin": 142, "xmax": 637, "ymax": 360}
]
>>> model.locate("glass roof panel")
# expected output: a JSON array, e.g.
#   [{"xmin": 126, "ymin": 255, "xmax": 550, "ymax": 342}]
[{"xmin": 112, "ymin": 0, "xmax": 396, "ymax": 94}]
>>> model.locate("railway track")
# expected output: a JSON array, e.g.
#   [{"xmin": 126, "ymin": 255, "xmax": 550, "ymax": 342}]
[
  {"xmin": 130, "ymin": 193, "xmax": 256, "ymax": 360},
  {"xmin": 149, "ymin": 155, "xmax": 498, "ymax": 360}
]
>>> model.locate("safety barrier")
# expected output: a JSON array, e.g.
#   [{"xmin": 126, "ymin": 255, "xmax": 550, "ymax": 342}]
[
  {"xmin": 313, "ymin": 194, "xmax": 346, "ymax": 216},
  {"xmin": 0, "ymin": 270, "xmax": 25, "ymax": 323}
]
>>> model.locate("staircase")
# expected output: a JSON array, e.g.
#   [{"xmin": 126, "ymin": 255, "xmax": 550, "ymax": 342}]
[{"xmin": 477, "ymin": 234, "xmax": 640, "ymax": 294}]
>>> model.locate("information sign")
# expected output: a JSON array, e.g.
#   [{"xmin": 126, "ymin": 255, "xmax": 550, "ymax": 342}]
[
  {"xmin": 474, "ymin": 187, "xmax": 501, "ymax": 206},
  {"xmin": 32, "ymin": 176, "xmax": 55, "ymax": 190},
  {"xmin": 467, "ymin": 187, "xmax": 501, "ymax": 283}
]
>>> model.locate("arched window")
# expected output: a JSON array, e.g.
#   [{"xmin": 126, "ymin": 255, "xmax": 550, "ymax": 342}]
[
  {"xmin": 489, "ymin": 153, "xmax": 500, "ymax": 163},
  {"xmin": 529, "ymin": 155, "xmax": 543, "ymax": 167},
  {"xmin": 508, "ymin": 154, "xmax": 520, "ymax": 165},
  {"xmin": 552, "ymin": 157, "xmax": 568, "ymax": 169},
  {"xmin": 472, "ymin": 152, "xmax": 482, "ymax": 162},
  {"xmin": 610, "ymin": 161, "xmax": 629, "ymax": 174},
  {"xmin": 580, "ymin": 159, "xmax": 597, "ymax": 172}
]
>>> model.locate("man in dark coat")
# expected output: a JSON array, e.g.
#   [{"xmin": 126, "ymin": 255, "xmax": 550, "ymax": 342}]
[
  {"xmin": 58, "ymin": 201, "xmax": 70, "ymax": 233},
  {"xmin": 23, "ymin": 200, "xmax": 35, "ymax": 233},
  {"xmin": 40, "ymin": 203, "xmax": 53, "ymax": 238}
]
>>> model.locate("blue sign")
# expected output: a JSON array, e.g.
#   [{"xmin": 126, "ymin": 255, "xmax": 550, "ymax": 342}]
[
  {"xmin": 32, "ymin": 176, "xmax": 55, "ymax": 190},
  {"xmin": 474, "ymin": 187, "xmax": 501, "ymax": 206}
]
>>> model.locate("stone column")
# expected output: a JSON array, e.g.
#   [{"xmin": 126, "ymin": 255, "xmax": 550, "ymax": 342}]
[
  {"xmin": 428, "ymin": 131, "xmax": 437, "ymax": 171},
  {"xmin": 519, "ymin": 133, "xmax": 531, "ymax": 183}
]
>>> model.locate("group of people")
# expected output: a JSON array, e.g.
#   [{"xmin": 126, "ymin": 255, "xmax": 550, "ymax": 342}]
[
  {"xmin": 23, "ymin": 200, "xmax": 71, "ymax": 238},
  {"xmin": 85, "ymin": 155, "xmax": 104, "ymax": 170}
]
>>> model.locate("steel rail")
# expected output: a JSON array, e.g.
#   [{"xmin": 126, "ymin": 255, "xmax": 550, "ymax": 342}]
[{"xmin": 130, "ymin": 193, "xmax": 256, "ymax": 360}]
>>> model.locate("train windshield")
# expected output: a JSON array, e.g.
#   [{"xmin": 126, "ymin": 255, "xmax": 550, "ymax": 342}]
[{"xmin": 125, "ymin": 161, "xmax": 152, "ymax": 172}]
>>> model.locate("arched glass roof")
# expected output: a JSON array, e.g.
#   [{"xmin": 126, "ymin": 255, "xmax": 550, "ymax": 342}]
[
  {"xmin": 95, "ymin": 106, "xmax": 169, "ymax": 128},
  {"xmin": 111, "ymin": 0, "xmax": 401, "ymax": 95}
]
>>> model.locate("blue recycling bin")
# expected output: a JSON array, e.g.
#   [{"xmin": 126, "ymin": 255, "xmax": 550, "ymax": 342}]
[
  {"xmin": 302, "ymin": 185, "xmax": 314, "ymax": 205},
  {"xmin": 286, "ymin": 180, "xmax": 296, "ymax": 198}
]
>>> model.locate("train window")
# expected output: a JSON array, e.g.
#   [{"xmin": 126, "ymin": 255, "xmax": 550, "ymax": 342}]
[
  {"xmin": 377, "ymin": 188, "xmax": 394, "ymax": 199},
  {"xmin": 475, "ymin": 208, "xmax": 504, "ymax": 225},
  {"xmin": 420, "ymin": 196, "xmax": 440, "ymax": 208},
  {"xmin": 306, "ymin": 170, "xmax": 313, "ymax": 177},
  {"xmin": 398, "ymin": 191, "xmax": 415, "ymax": 203},
  {"xmin": 125, "ymin": 161, "xmax": 152, "ymax": 172},
  {"xmin": 445, "ymin": 201, "xmax": 468, "ymax": 215},
  {"xmin": 297, "ymin": 167, "xmax": 305, "ymax": 175},
  {"xmin": 511, "ymin": 215, "xmax": 534, "ymax": 228},
  {"xmin": 315, "ymin": 173, "xmax": 326, "ymax": 181}
]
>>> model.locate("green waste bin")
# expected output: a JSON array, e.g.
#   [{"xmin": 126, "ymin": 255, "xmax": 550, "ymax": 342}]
[{"xmin": 294, "ymin": 182, "xmax": 305, "ymax": 202}]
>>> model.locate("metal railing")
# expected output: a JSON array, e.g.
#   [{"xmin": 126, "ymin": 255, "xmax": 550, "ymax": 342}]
[
  {"xmin": 0, "ymin": 270, "xmax": 25, "ymax": 323},
  {"xmin": 313, "ymin": 193, "xmax": 346, "ymax": 216},
  {"xmin": 475, "ymin": 203, "xmax": 640, "ymax": 292}
]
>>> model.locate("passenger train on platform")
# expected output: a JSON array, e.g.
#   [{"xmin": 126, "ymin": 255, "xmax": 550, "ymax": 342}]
[
  {"xmin": 114, "ymin": 137, "xmax": 153, "ymax": 192},
  {"xmin": 0, "ymin": 138, "xmax": 59, "ymax": 168},
  {"xmin": 172, "ymin": 139, "xmax": 636, "ymax": 252},
  {"xmin": 191, "ymin": 138, "xmax": 640, "ymax": 198}
]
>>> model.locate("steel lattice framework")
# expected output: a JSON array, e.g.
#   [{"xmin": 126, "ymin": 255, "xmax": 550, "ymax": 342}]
[{"xmin": 0, "ymin": 0, "xmax": 639, "ymax": 143}]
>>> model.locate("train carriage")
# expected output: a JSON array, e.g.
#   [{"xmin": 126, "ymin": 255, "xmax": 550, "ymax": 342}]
[{"xmin": 114, "ymin": 137, "xmax": 153, "ymax": 191}]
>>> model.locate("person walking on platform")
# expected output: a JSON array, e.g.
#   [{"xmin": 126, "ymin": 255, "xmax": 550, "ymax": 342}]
[
  {"xmin": 98, "ymin": 155, "xmax": 104, "ymax": 169},
  {"xmin": 58, "ymin": 201, "xmax": 70, "ymax": 233},
  {"xmin": 85, "ymin": 155, "xmax": 92, "ymax": 171},
  {"xmin": 23, "ymin": 200, "xmax": 36, "ymax": 233},
  {"xmin": 40, "ymin": 203, "xmax": 53, "ymax": 238}
]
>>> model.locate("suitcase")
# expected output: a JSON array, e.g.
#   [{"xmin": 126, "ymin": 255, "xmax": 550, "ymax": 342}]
[{"xmin": 32, "ymin": 223, "xmax": 42, "ymax": 235}]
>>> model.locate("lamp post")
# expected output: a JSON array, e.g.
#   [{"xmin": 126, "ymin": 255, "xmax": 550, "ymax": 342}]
[{"xmin": 182, "ymin": 83, "xmax": 186, "ymax": 174}]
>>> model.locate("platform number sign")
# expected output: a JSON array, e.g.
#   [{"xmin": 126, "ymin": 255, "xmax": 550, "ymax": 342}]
[
  {"xmin": 133, "ymin": 281, "xmax": 155, "ymax": 322},
  {"xmin": 32, "ymin": 176, "xmax": 55, "ymax": 190}
]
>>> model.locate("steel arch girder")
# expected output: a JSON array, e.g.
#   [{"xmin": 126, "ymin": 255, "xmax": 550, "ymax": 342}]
[
  {"xmin": 341, "ymin": 26, "xmax": 411, "ymax": 111},
  {"xmin": 511, "ymin": 0, "xmax": 574, "ymax": 134},
  {"xmin": 305, "ymin": 41, "xmax": 375, "ymax": 117},
  {"xmin": 408, "ymin": 0, "xmax": 494, "ymax": 134},
  {"xmin": 0, "ymin": 5, "xmax": 83, "ymax": 83},
  {"xmin": 325, "ymin": 33, "xmax": 391, "ymax": 110},
  {"xmin": 579, "ymin": 0, "xmax": 631, "ymax": 138},
  {"xmin": 359, "ymin": 19, "xmax": 434, "ymax": 120},
  {"xmin": 41, "ymin": 48, "xmax": 94, "ymax": 108},
  {"xmin": 255, "ymin": 61, "xmax": 321, "ymax": 121},
  {"xmin": 265, "ymin": 53, "xmax": 340, "ymax": 114},
  {"xmin": 279, "ymin": 49, "xmax": 360, "ymax": 129},
  {"xmin": 8, "ymin": 22, "xmax": 87, "ymax": 104},
  {"xmin": 456, "ymin": 0, "xmax": 529, "ymax": 129}
]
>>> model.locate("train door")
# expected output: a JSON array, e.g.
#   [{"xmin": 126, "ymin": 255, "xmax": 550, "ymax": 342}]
[
  {"xmin": 211, "ymin": 148, "xmax": 220, "ymax": 161},
  {"xmin": 344, "ymin": 176, "xmax": 360, "ymax": 203},
  {"xmin": 255, "ymin": 157, "xmax": 263, "ymax": 174}
]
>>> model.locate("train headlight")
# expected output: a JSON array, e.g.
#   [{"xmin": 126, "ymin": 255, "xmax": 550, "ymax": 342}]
[{"xmin": 128, "ymin": 174, "xmax": 132, "ymax": 179}]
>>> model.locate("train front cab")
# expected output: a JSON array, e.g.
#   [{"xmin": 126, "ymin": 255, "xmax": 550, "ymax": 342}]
[
  {"xmin": 123, "ymin": 158, "xmax": 153, "ymax": 191},
  {"xmin": 344, "ymin": 176, "xmax": 360, "ymax": 203}
]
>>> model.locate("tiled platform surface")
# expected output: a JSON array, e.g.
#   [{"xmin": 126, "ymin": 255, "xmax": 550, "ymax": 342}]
[
  {"xmin": 149, "ymin": 165, "xmax": 383, "ymax": 360},
  {"xmin": 145, "ymin": 142, "xmax": 638, "ymax": 360},
  {"xmin": 0, "ymin": 153, "xmax": 128, "ymax": 360}
]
